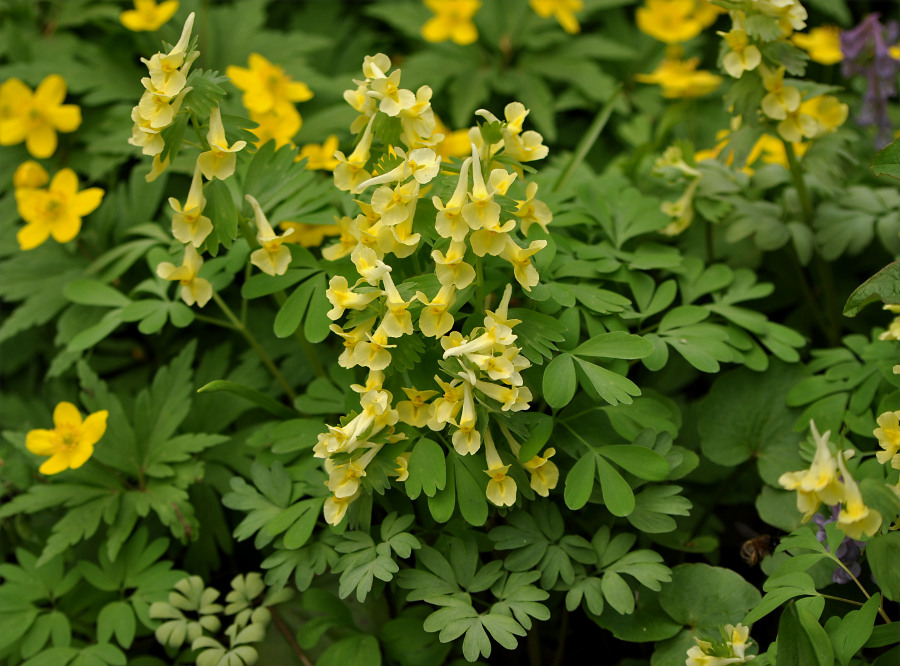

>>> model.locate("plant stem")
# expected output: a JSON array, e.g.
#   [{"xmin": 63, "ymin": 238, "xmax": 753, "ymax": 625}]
[
  {"xmin": 561, "ymin": 422, "xmax": 593, "ymax": 455},
  {"xmin": 554, "ymin": 85, "xmax": 622, "ymax": 192},
  {"xmin": 821, "ymin": 594, "xmax": 864, "ymax": 608},
  {"xmin": 212, "ymin": 292, "xmax": 297, "ymax": 400},
  {"xmin": 270, "ymin": 607, "xmax": 313, "ymax": 666},
  {"xmin": 475, "ymin": 257, "xmax": 485, "ymax": 318},
  {"xmin": 832, "ymin": 557, "xmax": 892, "ymax": 623},
  {"xmin": 551, "ymin": 609, "xmax": 569, "ymax": 666},
  {"xmin": 193, "ymin": 313, "xmax": 238, "ymax": 330},
  {"xmin": 783, "ymin": 140, "xmax": 813, "ymax": 224}
]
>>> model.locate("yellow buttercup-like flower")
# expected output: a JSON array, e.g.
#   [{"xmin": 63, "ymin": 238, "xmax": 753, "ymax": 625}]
[
  {"xmin": 13, "ymin": 161, "xmax": 49, "ymax": 189},
  {"xmin": 636, "ymin": 0, "xmax": 721, "ymax": 44},
  {"xmin": 635, "ymin": 57, "xmax": 723, "ymax": 98},
  {"xmin": 297, "ymin": 135, "xmax": 340, "ymax": 170},
  {"xmin": 422, "ymin": 0, "xmax": 481, "ymax": 45},
  {"xmin": 120, "ymin": 0, "xmax": 179, "ymax": 32},
  {"xmin": 226, "ymin": 53, "xmax": 313, "ymax": 115},
  {"xmin": 15, "ymin": 168, "xmax": 104, "ymax": 250},
  {"xmin": 529, "ymin": 0, "xmax": 584, "ymax": 34},
  {"xmin": 26, "ymin": 402, "xmax": 108, "ymax": 475},
  {"xmin": 792, "ymin": 26, "xmax": 843, "ymax": 65},
  {"xmin": 0, "ymin": 75, "xmax": 81, "ymax": 158}
]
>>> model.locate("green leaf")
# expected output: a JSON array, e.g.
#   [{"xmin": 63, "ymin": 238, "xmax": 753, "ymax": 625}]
[
  {"xmin": 659, "ymin": 564, "xmax": 761, "ymax": 630},
  {"xmin": 777, "ymin": 602, "xmax": 822, "ymax": 666},
  {"xmin": 872, "ymin": 138, "xmax": 900, "ymax": 181},
  {"xmin": 518, "ymin": 414, "xmax": 554, "ymax": 462},
  {"xmin": 274, "ymin": 278, "xmax": 316, "ymax": 338},
  {"xmin": 97, "ymin": 601, "xmax": 136, "ymax": 649},
  {"xmin": 543, "ymin": 353, "xmax": 577, "ymax": 409},
  {"xmin": 204, "ymin": 179, "xmax": 239, "ymax": 251},
  {"xmin": 564, "ymin": 453, "xmax": 595, "ymax": 510},
  {"xmin": 64, "ymin": 279, "xmax": 130, "ymax": 308},
  {"xmin": 197, "ymin": 380, "xmax": 298, "ymax": 419},
  {"xmin": 594, "ymin": 456, "xmax": 634, "ymax": 517},
  {"xmin": 428, "ymin": 456, "xmax": 457, "ymax": 523},
  {"xmin": 406, "ymin": 438, "xmax": 447, "ymax": 499},
  {"xmin": 574, "ymin": 357, "xmax": 641, "ymax": 406},
  {"xmin": 597, "ymin": 445, "xmax": 669, "ymax": 481},
  {"xmin": 304, "ymin": 273, "xmax": 332, "ymax": 343},
  {"xmin": 573, "ymin": 331, "xmax": 653, "ymax": 360},
  {"xmin": 317, "ymin": 634, "xmax": 381, "ymax": 666},
  {"xmin": 454, "ymin": 455, "xmax": 488, "ymax": 526},
  {"xmin": 866, "ymin": 532, "xmax": 900, "ymax": 602},
  {"xmin": 601, "ymin": 571, "xmax": 635, "ymax": 614},
  {"xmin": 844, "ymin": 261, "xmax": 900, "ymax": 316},
  {"xmin": 829, "ymin": 593, "xmax": 880, "ymax": 666}
]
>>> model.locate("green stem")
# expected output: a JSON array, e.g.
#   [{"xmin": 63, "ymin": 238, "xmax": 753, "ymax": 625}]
[
  {"xmin": 193, "ymin": 313, "xmax": 238, "ymax": 330},
  {"xmin": 475, "ymin": 257, "xmax": 485, "ymax": 318},
  {"xmin": 554, "ymin": 85, "xmax": 623, "ymax": 192},
  {"xmin": 831, "ymin": 556, "xmax": 892, "ymax": 623},
  {"xmin": 783, "ymin": 140, "xmax": 813, "ymax": 224},
  {"xmin": 820, "ymin": 594, "xmax": 864, "ymax": 608},
  {"xmin": 561, "ymin": 422, "xmax": 593, "ymax": 455},
  {"xmin": 212, "ymin": 292, "xmax": 297, "ymax": 400}
]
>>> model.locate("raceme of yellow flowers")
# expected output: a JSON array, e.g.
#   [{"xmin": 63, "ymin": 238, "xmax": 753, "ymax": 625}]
[
  {"xmin": 779, "ymin": 422, "xmax": 883, "ymax": 540},
  {"xmin": 317, "ymin": 53, "xmax": 556, "ymax": 525}
]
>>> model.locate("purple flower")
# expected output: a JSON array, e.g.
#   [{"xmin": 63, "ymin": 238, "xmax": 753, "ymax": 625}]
[
  {"xmin": 840, "ymin": 13, "xmax": 900, "ymax": 148},
  {"xmin": 813, "ymin": 505, "xmax": 866, "ymax": 584}
]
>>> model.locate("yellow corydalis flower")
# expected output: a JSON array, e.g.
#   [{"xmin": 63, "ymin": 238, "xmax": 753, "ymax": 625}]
[
  {"xmin": 778, "ymin": 422, "xmax": 845, "ymax": 521},
  {"xmin": 835, "ymin": 455, "xmax": 882, "ymax": 540},
  {"xmin": 530, "ymin": 0, "xmax": 584, "ymax": 34},
  {"xmin": 156, "ymin": 244, "xmax": 213, "ymax": 307},
  {"xmin": 720, "ymin": 28, "xmax": 762, "ymax": 78},
  {"xmin": 483, "ymin": 428, "xmax": 516, "ymax": 507},
  {"xmin": 120, "ymin": 0, "xmax": 179, "ymax": 32},
  {"xmin": 197, "ymin": 106, "xmax": 246, "ymax": 180},
  {"xmin": 416, "ymin": 285, "xmax": 457, "ymax": 338},
  {"xmin": 792, "ymin": 25, "xmax": 843, "ymax": 65},
  {"xmin": 422, "ymin": 0, "xmax": 481, "ymax": 46},
  {"xmin": 246, "ymin": 195, "xmax": 294, "ymax": 276},
  {"xmin": 0, "ymin": 75, "xmax": 81, "ymax": 158},
  {"xmin": 169, "ymin": 163, "xmax": 212, "ymax": 247},
  {"xmin": 396, "ymin": 388, "xmax": 438, "ymax": 427},
  {"xmin": 874, "ymin": 410, "xmax": 900, "ymax": 469},
  {"xmin": 15, "ymin": 168, "xmax": 104, "ymax": 251},
  {"xmin": 26, "ymin": 402, "xmax": 108, "ymax": 475}
]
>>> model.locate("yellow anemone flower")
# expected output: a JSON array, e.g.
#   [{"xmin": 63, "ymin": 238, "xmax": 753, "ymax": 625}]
[
  {"xmin": 422, "ymin": 0, "xmax": 481, "ymax": 45},
  {"xmin": 529, "ymin": 0, "xmax": 584, "ymax": 34},
  {"xmin": 13, "ymin": 161, "xmax": 49, "ymax": 189},
  {"xmin": 0, "ymin": 75, "xmax": 81, "ymax": 158},
  {"xmin": 120, "ymin": 0, "xmax": 179, "ymax": 32},
  {"xmin": 15, "ymin": 168, "xmax": 104, "ymax": 250},
  {"xmin": 297, "ymin": 135, "xmax": 340, "ymax": 170},
  {"xmin": 792, "ymin": 26, "xmax": 843, "ymax": 65},
  {"xmin": 26, "ymin": 402, "xmax": 108, "ymax": 475},
  {"xmin": 226, "ymin": 53, "xmax": 313, "ymax": 115}
]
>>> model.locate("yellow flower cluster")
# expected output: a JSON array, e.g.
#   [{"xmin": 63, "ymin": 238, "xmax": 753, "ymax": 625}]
[
  {"xmin": 718, "ymin": 1, "xmax": 807, "ymax": 79},
  {"xmin": 226, "ymin": 54, "xmax": 313, "ymax": 148},
  {"xmin": 128, "ymin": 12, "xmax": 199, "ymax": 179},
  {"xmin": 129, "ymin": 15, "xmax": 257, "ymax": 307},
  {"xmin": 0, "ymin": 74, "xmax": 81, "ymax": 158},
  {"xmin": 636, "ymin": 0, "xmax": 722, "ymax": 45},
  {"xmin": 779, "ymin": 422, "xmax": 882, "ymax": 540},
  {"xmin": 14, "ymin": 161, "xmax": 104, "ymax": 250},
  {"xmin": 26, "ymin": 402, "xmax": 108, "ymax": 475},
  {"xmin": 316, "ymin": 54, "xmax": 556, "ymax": 524},
  {"xmin": 757, "ymin": 64, "xmax": 848, "ymax": 143}
]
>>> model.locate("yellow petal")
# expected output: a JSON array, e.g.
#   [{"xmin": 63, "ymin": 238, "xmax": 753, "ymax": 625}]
[
  {"xmin": 72, "ymin": 187, "xmax": 104, "ymax": 217},
  {"xmin": 50, "ymin": 168, "xmax": 80, "ymax": 196},
  {"xmin": 0, "ymin": 78, "xmax": 33, "ymax": 106},
  {"xmin": 53, "ymin": 401, "xmax": 83, "ymax": 429},
  {"xmin": 68, "ymin": 443, "xmax": 95, "ymax": 469},
  {"xmin": 26, "ymin": 124, "xmax": 57, "ymax": 158},
  {"xmin": 49, "ymin": 215, "xmax": 81, "ymax": 243},
  {"xmin": 47, "ymin": 104, "xmax": 81, "ymax": 133},
  {"xmin": 0, "ymin": 117, "xmax": 28, "ymax": 145},
  {"xmin": 34, "ymin": 74, "xmax": 67, "ymax": 107},
  {"xmin": 17, "ymin": 222, "xmax": 50, "ymax": 250},
  {"xmin": 26, "ymin": 429, "xmax": 57, "ymax": 455},
  {"xmin": 13, "ymin": 160, "xmax": 49, "ymax": 188},
  {"xmin": 79, "ymin": 411, "xmax": 109, "ymax": 448},
  {"xmin": 39, "ymin": 452, "xmax": 73, "ymax": 475}
]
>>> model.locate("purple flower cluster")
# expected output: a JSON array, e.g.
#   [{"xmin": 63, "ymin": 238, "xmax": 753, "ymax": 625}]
[
  {"xmin": 840, "ymin": 13, "xmax": 900, "ymax": 148},
  {"xmin": 813, "ymin": 506, "xmax": 864, "ymax": 584}
]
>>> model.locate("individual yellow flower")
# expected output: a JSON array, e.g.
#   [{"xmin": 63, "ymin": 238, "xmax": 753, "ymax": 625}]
[
  {"xmin": 0, "ymin": 75, "xmax": 81, "ymax": 158},
  {"xmin": 792, "ymin": 26, "xmax": 843, "ymax": 65},
  {"xmin": 636, "ymin": 0, "xmax": 707, "ymax": 44},
  {"xmin": 246, "ymin": 195, "xmax": 293, "ymax": 276},
  {"xmin": 120, "ymin": 0, "xmax": 179, "ymax": 32},
  {"xmin": 524, "ymin": 448, "xmax": 559, "ymax": 497},
  {"xmin": 297, "ymin": 135, "xmax": 340, "ymax": 170},
  {"xmin": 874, "ymin": 410, "xmax": 900, "ymax": 469},
  {"xmin": 416, "ymin": 285, "xmax": 457, "ymax": 338},
  {"xmin": 760, "ymin": 66, "xmax": 801, "ymax": 120},
  {"xmin": 280, "ymin": 221, "xmax": 340, "ymax": 247},
  {"xmin": 15, "ymin": 168, "xmax": 104, "ymax": 250},
  {"xmin": 483, "ymin": 429, "xmax": 516, "ymax": 507},
  {"xmin": 197, "ymin": 106, "xmax": 246, "ymax": 180},
  {"xmin": 394, "ymin": 453, "xmax": 411, "ymax": 481},
  {"xmin": 169, "ymin": 163, "xmax": 212, "ymax": 247},
  {"xmin": 720, "ymin": 29, "xmax": 761, "ymax": 78},
  {"xmin": 226, "ymin": 53, "xmax": 313, "ymax": 115},
  {"xmin": 529, "ymin": 0, "xmax": 584, "ymax": 34},
  {"xmin": 396, "ymin": 388, "xmax": 438, "ymax": 427},
  {"xmin": 431, "ymin": 116, "xmax": 471, "ymax": 159},
  {"xmin": 156, "ymin": 244, "xmax": 213, "ymax": 307},
  {"xmin": 799, "ymin": 95, "xmax": 848, "ymax": 136},
  {"xmin": 835, "ymin": 455, "xmax": 883, "ymax": 540},
  {"xmin": 13, "ymin": 161, "xmax": 49, "ymax": 189},
  {"xmin": 635, "ymin": 57, "xmax": 723, "ymax": 98},
  {"xmin": 778, "ymin": 422, "xmax": 845, "ymax": 521},
  {"xmin": 422, "ymin": 0, "xmax": 481, "ymax": 45},
  {"xmin": 26, "ymin": 402, "xmax": 108, "ymax": 475},
  {"xmin": 324, "ymin": 490, "xmax": 359, "ymax": 526}
]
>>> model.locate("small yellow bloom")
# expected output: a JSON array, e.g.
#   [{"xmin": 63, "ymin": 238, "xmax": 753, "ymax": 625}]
[
  {"xmin": 246, "ymin": 195, "xmax": 293, "ymax": 276},
  {"xmin": 636, "ymin": 0, "xmax": 720, "ymax": 44},
  {"xmin": 483, "ymin": 429, "xmax": 516, "ymax": 507},
  {"xmin": 13, "ymin": 161, "xmax": 49, "ymax": 189},
  {"xmin": 297, "ymin": 135, "xmax": 340, "ymax": 170},
  {"xmin": 874, "ymin": 410, "xmax": 900, "ymax": 469},
  {"xmin": 524, "ymin": 448, "xmax": 559, "ymax": 497},
  {"xmin": 635, "ymin": 57, "xmax": 723, "ymax": 98},
  {"xmin": 156, "ymin": 244, "xmax": 213, "ymax": 307},
  {"xmin": 395, "ymin": 453, "xmax": 411, "ymax": 481},
  {"xmin": 120, "ymin": 0, "xmax": 179, "ymax": 32},
  {"xmin": 0, "ymin": 75, "xmax": 81, "ymax": 158},
  {"xmin": 530, "ymin": 0, "xmax": 584, "ymax": 34},
  {"xmin": 422, "ymin": 0, "xmax": 481, "ymax": 45},
  {"xmin": 197, "ymin": 106, "xmax": 246, "ymax": 181},
  {"xmin": 720, "ymin": 29, "xmax": 762, "ymax": 79},
  {"xmin": 280, "ymin": 221, "xmax": 340, "ymax": 248},
  {"xmin": 792, "ymin": 26, "xmax": 843, "ymax": 65},
  {"xmin": 169, "ymin": 163, "xmax": 212, "ymax": 247},
  {"xmin": 396, "ymin": 388, "xmax": 438, "ymax": 427},
  {"xmin": 226, "ymin": 53, "xmax": 313, "ymax": 115},
  {"xmin": 835, "ymin": 455, "xmax": 882, "ymax": 540},
  {"xmin": 248, "ymin": 105, "xmax": 301, "ymax": 148},
  {"xmin": 779, "ymin": 422, "xmax": 845, "ymax": 521},
  {"xmin": 16, "ymin": 168, "xmax": 104, "ymax": 250},
  {"xmin": 26, "ymin": 402, "xmax": 108, "ymax": 475},
  {"xmin": 324, "ymin": 490, "xmax": 359, "ymax": 526},
  {"xmin": 431, "ymin": 116, "xmax": 471, "ymax": 159},
  {"xmin": 799, "ymin": 95, "xmax": 848, "ymax": 136}
]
